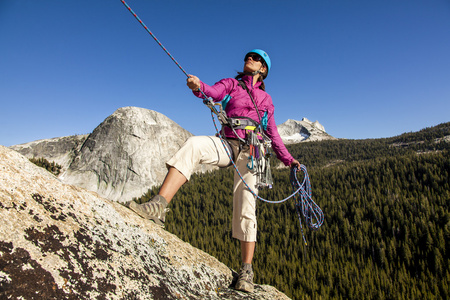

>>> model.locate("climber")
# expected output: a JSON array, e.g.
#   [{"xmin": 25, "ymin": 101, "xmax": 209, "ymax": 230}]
[{"xmin": 127, "ymin": 49, "xmax": 301, "ymax": 293}]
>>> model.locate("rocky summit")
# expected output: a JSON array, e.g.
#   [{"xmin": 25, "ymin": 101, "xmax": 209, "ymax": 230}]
[
  {"xmin": 277, "ymin": 118, "xmax": 336, "ymax": 144},
  {"xmin": 61, "ymin": 107, "xmax": 198, "ymax": 203},
  {"xmin": 11, "ymin": 107, "xmax": 202, "ymax": 203},
  {"xmin": 0, "ymin": 145, "xmax": 289, "ymax": 299}
]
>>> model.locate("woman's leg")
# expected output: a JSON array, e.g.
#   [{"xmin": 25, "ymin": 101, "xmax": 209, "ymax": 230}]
[
  {"xmin": 158, "ymin": 167, "xmax": 187, "ymax": 203},
  {"xmin": 232, "ymin": 144, "xmax": 258, "ymax": 245},
  {"xmin": 236, "ymin": 240, "xmax": 256, "ymax": 293},
  {"xmin": 128, "ymin": 136, "xmax": 230, "ymax": 225},
  {"xmin": 241, "ymin": 241, "xmax": 256, "ymax": 264},
  {"xmin": 231, "ymin": 144, "xmax": 258, "ymax": 292}
]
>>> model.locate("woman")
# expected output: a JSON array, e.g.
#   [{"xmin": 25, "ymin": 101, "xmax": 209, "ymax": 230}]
[{"xmin": 127, "ymin": 49, "xmax": 300, "ymax": 293}]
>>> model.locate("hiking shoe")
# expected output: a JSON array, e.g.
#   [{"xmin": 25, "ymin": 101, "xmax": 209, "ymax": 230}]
[
  {"xmin": 126, "ymin": 195, "xmax": 168, "ymax": 227},
  {"xmin": 235, "ymin": 263, "xmax": 254, "ymax": 293}
]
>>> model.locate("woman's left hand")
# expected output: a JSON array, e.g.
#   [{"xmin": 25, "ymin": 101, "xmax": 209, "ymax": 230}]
[
  {"xmin": 187, "ymin": 75, "xmax": 201, "ymax": 91},
  {"xmin": 290, "ymin": 159, "xmax": 301, "ymax": 170}
]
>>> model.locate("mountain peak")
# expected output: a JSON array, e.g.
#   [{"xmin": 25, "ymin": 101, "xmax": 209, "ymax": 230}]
[
  {"xmin": 60, "ymin": 106, "xmax": 196, "ymax": 203},
  {"xmin": 278, "ymin": 118, "xmax": 336, "ymax": 144}
]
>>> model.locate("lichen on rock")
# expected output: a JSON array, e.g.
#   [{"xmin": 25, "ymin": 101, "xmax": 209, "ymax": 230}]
[{"xmin": 0, "ymin": 145, "xmax": 289, "ymax": 299}]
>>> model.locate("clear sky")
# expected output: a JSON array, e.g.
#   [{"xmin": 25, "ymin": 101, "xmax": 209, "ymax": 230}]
[{"xmin": 1, "ymin": 0, "xmax": 449, "ymax": 147}]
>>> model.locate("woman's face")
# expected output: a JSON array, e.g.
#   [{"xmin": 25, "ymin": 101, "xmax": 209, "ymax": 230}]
[{"xmin": 244, "ymin": 53, "xmax": 267, "ymax": 75}]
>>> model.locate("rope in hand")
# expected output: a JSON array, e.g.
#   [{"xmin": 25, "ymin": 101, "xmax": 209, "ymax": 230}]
[
  {"xmin": 120, "ymin": 0, "xmax": 324, "ymax": 244},
  {"xmin": 290, "ymin": 164, "xmax": 324, "ymax": 245}
]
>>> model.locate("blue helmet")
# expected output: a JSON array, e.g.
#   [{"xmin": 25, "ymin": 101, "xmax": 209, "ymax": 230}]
[{"xmin": 246, "ymin": 49, "xmax": 271, "ymax": 73}]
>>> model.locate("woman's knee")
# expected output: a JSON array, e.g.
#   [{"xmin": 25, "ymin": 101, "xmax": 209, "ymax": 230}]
[{"xmin": 183, "ymin": 136, "xmax": 207, "ymax": 153}]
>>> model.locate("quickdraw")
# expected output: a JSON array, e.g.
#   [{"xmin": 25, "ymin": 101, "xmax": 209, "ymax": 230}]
[{"xmin": 120, "ymin": 0, "xmax": 324, "ymax": 244}]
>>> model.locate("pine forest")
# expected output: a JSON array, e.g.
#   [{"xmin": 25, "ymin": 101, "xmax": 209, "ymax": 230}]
[{"xmin": 135, "ymin": 122, "xmax": 450, "ymax": 299}]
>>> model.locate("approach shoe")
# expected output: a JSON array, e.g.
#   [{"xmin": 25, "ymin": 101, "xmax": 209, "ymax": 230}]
[
  {"xmin": 126, "ymin": 195, "xmax": 168, "ymax": 227},
  {"xmin": 235, "ymin": 263, "xmax": 254, "ymax": 293}
]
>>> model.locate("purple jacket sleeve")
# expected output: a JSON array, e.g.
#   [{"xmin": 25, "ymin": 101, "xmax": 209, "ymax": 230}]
[
  {"xmin": 265, "ymin": 104, "xmax": 294, "ymax": 166},
  {"xmin": 192, "ymin": 79, "xmax": 234, "ymax": 102}
]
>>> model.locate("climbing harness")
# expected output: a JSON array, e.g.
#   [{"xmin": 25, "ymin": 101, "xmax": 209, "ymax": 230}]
[
  {"xmin": 231, "ymin": 80, "xmax": 274, "ymax": 190},
  {"xmin": 120, "ymin": 0, "xmax": 324, "ymax": 244},
  {"xmin": 218, "ymin": 79, "xmax": 273, "ymax": 189},
  {"xmin": 224, "ymin": 115, "xmax": 274, "ymax": 190}
]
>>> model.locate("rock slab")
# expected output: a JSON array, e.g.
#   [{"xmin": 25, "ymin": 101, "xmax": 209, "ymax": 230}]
[{"xmin": 0, "ymin": 145, "xmax": 289, "ymax": 299}]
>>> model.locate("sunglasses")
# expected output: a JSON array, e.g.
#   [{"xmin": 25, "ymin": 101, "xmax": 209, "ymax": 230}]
[{"xmin": 244, "ymin": 53, "xmax": 264, "ymax": 63}]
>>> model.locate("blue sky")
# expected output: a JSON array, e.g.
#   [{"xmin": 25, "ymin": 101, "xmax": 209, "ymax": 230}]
[{"xmin": 1, "ymin": 0, "xmax": 449, "ymax": 147}]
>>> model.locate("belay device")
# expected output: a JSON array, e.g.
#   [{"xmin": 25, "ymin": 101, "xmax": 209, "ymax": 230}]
[{"xmin": 120, "ymin": 0, "xmax": 324, "ymax": 245}]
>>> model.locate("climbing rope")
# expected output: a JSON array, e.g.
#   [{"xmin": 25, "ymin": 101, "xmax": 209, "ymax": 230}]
[
  {"xmin": 120, "ymin": 0, "xmax": 324, "ymax": 244},
  {"xmin": 290, "ymin": 161, "xmax": 325, "ymax": 245},
  {"xmin": 121, "ymin": 0, "xmax": 188, "ymax": 77}
]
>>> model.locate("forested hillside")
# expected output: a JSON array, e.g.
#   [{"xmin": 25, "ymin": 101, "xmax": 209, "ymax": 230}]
[{"xmin": 135, "ymin": 122, "xmax": 450, "ymax": 299}]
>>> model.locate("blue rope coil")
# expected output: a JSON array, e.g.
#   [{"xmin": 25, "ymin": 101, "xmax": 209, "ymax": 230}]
[{"xmin": 290, "ymin": 165, "xmax": 324, "ymax": 245}]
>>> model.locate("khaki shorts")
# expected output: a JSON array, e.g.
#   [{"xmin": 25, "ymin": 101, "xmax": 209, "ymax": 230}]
[{"xmin": 166, "ymin": 136, "xmax": 258, "ymax": 242}]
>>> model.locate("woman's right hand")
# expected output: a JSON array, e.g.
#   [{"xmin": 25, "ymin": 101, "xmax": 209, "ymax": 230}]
[
  {"xmin": 187, "ymin": 75, "xmax": 201, "ymax": 91},
  {"xmin": 290, "ymin": 159, "xmax": 301, "ymax": 171}
]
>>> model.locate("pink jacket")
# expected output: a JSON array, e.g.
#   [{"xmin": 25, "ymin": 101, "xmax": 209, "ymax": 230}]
[{"xmin": 193, "ymin": 75, "xmax": 294, "ymax": 166}]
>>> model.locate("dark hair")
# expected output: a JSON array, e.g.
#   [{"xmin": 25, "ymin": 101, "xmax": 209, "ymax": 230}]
[{"xmin": 235, "ymin": 70, "xmax": 267, "ymax": 91}]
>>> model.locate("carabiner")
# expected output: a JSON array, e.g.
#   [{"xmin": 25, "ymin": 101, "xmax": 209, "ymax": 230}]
[{"xmin": 247, "ymin": 155, "xmax": 254, "ymax": 170}]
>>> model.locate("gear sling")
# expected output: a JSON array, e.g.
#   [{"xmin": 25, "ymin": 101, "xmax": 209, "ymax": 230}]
[{"xmin": 220, "ymin": 80, "xmax": 274, "ymax": 190}]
